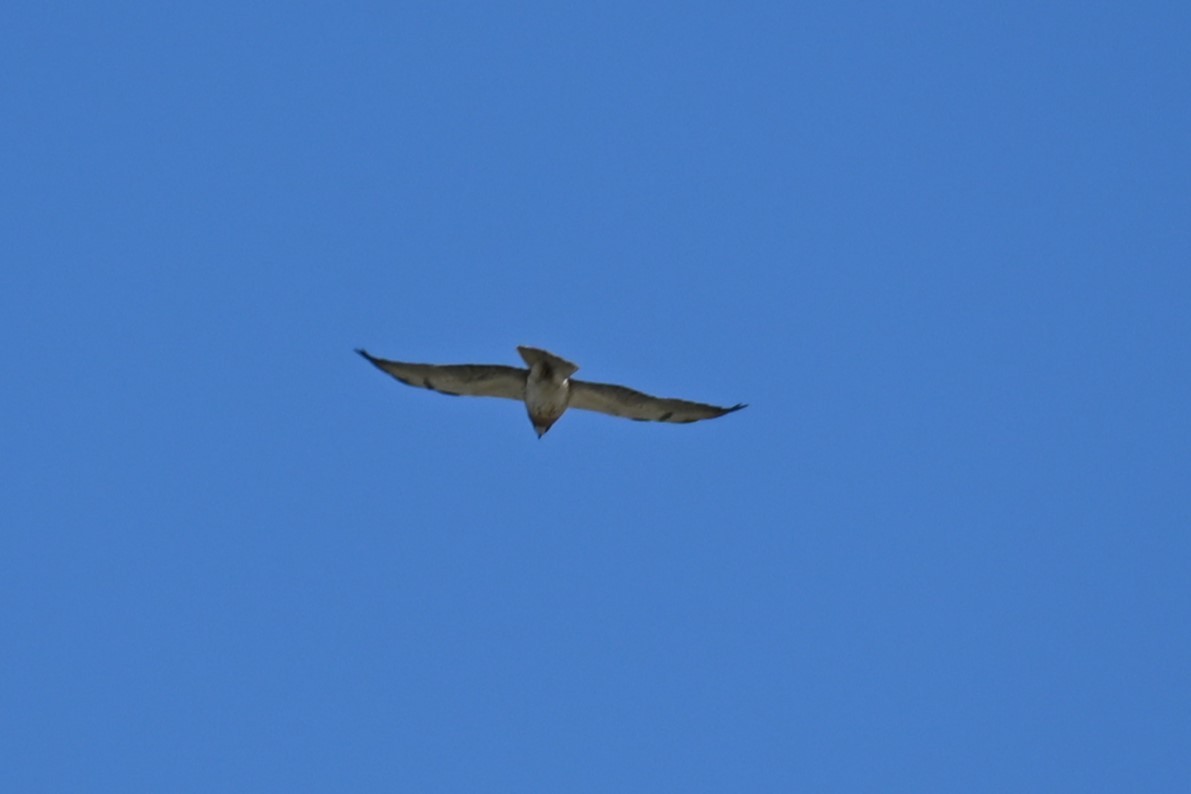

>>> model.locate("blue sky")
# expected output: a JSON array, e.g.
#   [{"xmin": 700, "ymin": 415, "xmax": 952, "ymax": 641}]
[{"xmin": 3, "ymin": 2, "xmax": 1189, "ymax": 791}]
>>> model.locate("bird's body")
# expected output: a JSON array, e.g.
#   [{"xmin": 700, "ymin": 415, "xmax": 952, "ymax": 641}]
[
  {"xmin": 356, "ymin": 345, "xmax": 745, "ymax": 437},
  {"xmin": 522, "ymin": 352, "xmax": 573, "ymax": 436}
]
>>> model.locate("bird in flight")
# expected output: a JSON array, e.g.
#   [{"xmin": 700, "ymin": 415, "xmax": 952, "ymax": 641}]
[{"xmin": 356, "ymin": 346, "xmax": 746, "ymax": 437}]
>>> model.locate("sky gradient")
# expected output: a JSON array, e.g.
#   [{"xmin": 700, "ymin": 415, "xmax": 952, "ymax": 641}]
[{"xmin": 3, "ymin": 2, "xmax": 1189, "ymax": 791}]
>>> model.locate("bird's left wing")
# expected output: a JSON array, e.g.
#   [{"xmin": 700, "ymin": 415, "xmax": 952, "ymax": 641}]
[
  {"xmin": 568, "ymin": 379, "xmax": 746, "ymax": 423},
  {"xmin": 356, "ymin": 349, "xmax": 527, "ymax": 400}
]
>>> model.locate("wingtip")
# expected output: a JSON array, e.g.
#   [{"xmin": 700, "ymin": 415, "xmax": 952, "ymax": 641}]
[
  {"xmin": 356, "ymin": 348, "xmax": 387, "ymax": 370},
  {"xmin": 725, "ymin": 403, "xmax": 748, "ymax": 414}
]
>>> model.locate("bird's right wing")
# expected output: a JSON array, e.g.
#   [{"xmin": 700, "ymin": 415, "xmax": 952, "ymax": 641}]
[
  {"xmin": 356, "ymin": 349, "xmax": 527, "ymax": 400},
  {"xmin": 568, "ymin": 379, "xmax": 746, "ymax": 423}
]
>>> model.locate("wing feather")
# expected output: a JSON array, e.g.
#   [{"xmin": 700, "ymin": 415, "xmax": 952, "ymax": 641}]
[
  {"xmin": 356, "ymin": 349, "xmax": 526, "ymax": 400},
  {"xmin": 568, "ymin": 379, "xmax": 746, "ymax": 423}
]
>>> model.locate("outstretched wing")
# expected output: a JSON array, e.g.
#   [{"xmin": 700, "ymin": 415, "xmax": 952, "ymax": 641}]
[
  {"xmin": 356, "ymin": 349, "xmax": 527, "ymax": 400},
  {"xmin": 568, "ymin": 379, "xmax": 746, "ymax": 423}
]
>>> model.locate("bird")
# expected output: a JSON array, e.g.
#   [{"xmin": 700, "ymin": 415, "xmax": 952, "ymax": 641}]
[{"xmin": 356, "ymin": 346, "xmax": 746, "ymax": 438}]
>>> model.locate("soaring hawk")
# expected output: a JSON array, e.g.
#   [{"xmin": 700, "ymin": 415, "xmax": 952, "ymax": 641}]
[{"xmin": 356, "ymin": 346, "xmax": 746, "ymax": 437}]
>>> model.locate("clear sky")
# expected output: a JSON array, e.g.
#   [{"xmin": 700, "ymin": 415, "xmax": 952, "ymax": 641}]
[{"xmin": 3, "ymin": 2, "xmax": 1189, "ymax": 791}]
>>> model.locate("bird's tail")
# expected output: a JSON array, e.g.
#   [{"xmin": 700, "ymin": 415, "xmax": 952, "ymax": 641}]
[{"xmin": 517, "ymin": 346, "xmax": 579, "ymax": 378}]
